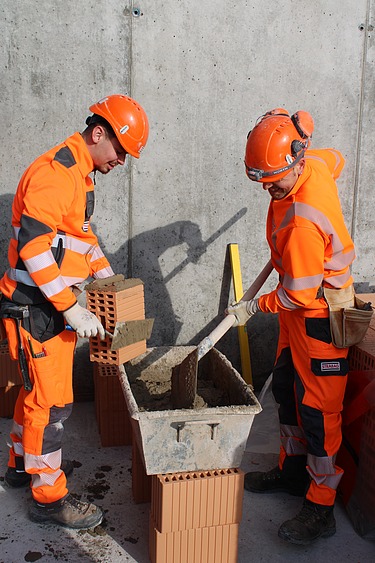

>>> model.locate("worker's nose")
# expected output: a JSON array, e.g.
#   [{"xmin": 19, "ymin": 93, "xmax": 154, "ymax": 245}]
[
  {"xmin": 263, "ymin": 182, "xmax": 273, "ymax": 191},
  {"xmin": 117, "ymin": 152, "xmax": 126, "ymax": 166}
]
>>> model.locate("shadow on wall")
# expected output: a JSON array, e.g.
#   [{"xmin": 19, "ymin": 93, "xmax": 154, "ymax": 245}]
[
  {"xmin": 0, "ymin": 191, "xmax": 241, "ymax": 348},
  {"xmin": 0, "ymin": 194, "xmax": 277, "ymax": 389},
  {"xmin": 104, "ymin": 212, "xmax": 247, "ymax": 348}
]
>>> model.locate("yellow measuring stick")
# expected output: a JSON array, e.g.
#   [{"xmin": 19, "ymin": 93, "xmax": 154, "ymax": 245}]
[{"xmin": 229, "ymin": 243, "xmax": 253, "ymax": 385}]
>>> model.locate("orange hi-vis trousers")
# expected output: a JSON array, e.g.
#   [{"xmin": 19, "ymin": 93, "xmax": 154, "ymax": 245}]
[
  {"xmin": 272, "ymin": 308, "xmax": 349, "ymax": 506},
  {"xmin": 3, "ymin": 316, "xmax": 76, "ymax": 504}
]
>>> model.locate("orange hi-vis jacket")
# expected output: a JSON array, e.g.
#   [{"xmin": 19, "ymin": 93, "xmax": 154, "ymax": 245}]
[
  {"xmin": 0, "ymin": 132, "xmax": 113, "ymax": 312},
  {"xmin": 258, "ymin": 148, "xmax": 355, "ymax": 314}
]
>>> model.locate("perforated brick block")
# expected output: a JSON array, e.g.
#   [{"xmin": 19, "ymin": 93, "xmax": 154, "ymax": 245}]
[
  {"xmin": 87, "ymin": 279, "xmax": 147, "ymax": 365},
  {"xmin": 132, "ymin": 437, "xmax": 152, "ymax": 504},
  {"xmin": 151, "ymin": 468, "xmax": 244, "ymax": 533},
  {"xmin": 0, "ymin": 384, "xmax": 21, "ymax": 418},
  {"xmin": 349, "ymin": 334, "xmax": 375, "ymax": 371},
  {"xmin": 149, "ymin": 516, "xmax": 239, "ymax": 563},
  {"xmin": 0, "ymin": 341, "xmax": 21, "ymax": 388},
  {"xmin": 93, "ymin": 362, "xmax": 132, "ymax": 447}
]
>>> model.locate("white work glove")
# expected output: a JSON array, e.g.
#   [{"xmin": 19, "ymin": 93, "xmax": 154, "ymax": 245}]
[
  {"xmin": 63, "ymin": 302, "xmax": 105, "ymax": 339},
  {"xmin": 226, "ymin": 298, "xmax": 260, "ymax": 327}
]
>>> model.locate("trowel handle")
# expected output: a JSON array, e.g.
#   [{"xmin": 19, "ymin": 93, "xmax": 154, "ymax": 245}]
[{"xmin": 241, "ymin": 259, "xmax": 273, "ymax": 301}]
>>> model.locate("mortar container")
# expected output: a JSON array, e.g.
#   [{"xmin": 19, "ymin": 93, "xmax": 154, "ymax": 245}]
[{"xmin": 118, "ymin": 346, "xmax": 262, "ymax": 475}]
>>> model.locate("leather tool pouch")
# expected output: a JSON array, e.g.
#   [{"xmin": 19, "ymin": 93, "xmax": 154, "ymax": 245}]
[{"xmin": 323, "ymin": 285, "xmax": 373, "ymax": 348}]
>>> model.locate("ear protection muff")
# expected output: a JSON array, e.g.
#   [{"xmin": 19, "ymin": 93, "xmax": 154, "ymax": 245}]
[
  {"xmin": 291, "ymin": 111, "xmax": 314, "ymax": 139},
  {"xmin": 291, "ymin": 139, "xmax": 306, "ymax": 158}
]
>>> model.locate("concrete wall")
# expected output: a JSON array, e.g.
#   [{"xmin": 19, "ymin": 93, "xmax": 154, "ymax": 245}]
[{"xmin": 1, "ymin": 1, "xmax": 374, "ymax": 388}]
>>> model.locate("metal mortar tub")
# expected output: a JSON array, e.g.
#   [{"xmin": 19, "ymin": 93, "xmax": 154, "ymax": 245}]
[{"xmin": 118, "ymin": 346, "xmax": 262, "ymax": 475}]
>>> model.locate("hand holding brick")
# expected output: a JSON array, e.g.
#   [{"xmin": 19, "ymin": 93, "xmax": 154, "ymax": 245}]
[{"xmin": 63, "ymin": 303, "xmax": 105, "ymax": 339}]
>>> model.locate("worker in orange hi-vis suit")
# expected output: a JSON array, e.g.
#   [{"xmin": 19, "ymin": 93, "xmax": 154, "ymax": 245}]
[
  {"xmin": 0, "ymin": 95, "xmax": 149, "ymax": 529},
  {"xmin": 227, "ymin": 108, "xmax": 357, "ymax": 546}
]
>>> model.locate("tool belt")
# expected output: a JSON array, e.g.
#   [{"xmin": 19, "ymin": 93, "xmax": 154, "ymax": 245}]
[{"xmin": 323, "ymin": 284, "xmax": 373, "ymax": 348}]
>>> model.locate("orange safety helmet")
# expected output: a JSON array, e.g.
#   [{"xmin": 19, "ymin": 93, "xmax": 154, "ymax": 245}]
[
  {"xmin": 88, "ymin": 94, "xmax": 149, "ymax": 158},
  {"xmin": 244, "ymin": 108, "xmax": 314, "ymax": 182}
]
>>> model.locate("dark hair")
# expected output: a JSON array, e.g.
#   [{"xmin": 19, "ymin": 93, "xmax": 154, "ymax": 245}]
[{"xmin": 84, "ymin": 114, "xmax": 116, "ymax": 139}]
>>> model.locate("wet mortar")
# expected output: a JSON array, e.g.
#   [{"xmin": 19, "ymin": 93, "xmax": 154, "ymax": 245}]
[{"xmin": 125, "ymin": 346, "xmax": 250, "ymax": 411}]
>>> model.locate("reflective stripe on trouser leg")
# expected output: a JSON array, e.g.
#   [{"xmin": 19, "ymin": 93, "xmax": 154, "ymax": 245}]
[
  {"xmin": 281, "ymin": 308, "xmax": 349, "ymax": 506},
  {"xmin": 3, "ymin": 318, "xmax": 76, "ymax": 503}
]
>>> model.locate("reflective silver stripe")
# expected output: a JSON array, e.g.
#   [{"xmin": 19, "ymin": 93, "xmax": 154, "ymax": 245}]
[
  {"xmin": 281, "ymin": 437, "xmax": 307, "ymax": 455},
  {"xmin": 62, "ymin": 275, "xmax": 87, "ymax": 286},
  {"xmin": 280, "ymin": 424, "xmax": 305, "ymax": 439},
  {"xmin": 25, "ymin": 449, "xmax": 63, "ymax": 487},
  {"xmin": 90, "ymin": 245, "xmax": 105, "ymax": 262},
  {"xmin": 94, "ymin": 266, "xmax": 115, "ymax": 279},
  {"xmin": 12, "ymin": 229, "xmax": 95, "ymax": 256},
  {"xmin": 13, "ymin": 442, "xmax": 24, "ymax": 456},
  {"xmin": 280, "ymin": 424, "xmax": 307, "ymax": 455},
  {"xmin": 307, "ymin": 453, "xmax": 343, "ymax": 490},
  {"xmin": 32, "ymin": 469, "xmax": 63, "ymax": 488},
  {"xmin": 277, "ymin": 287, "xmax": 300, "ymax": 309},
  {"xmin": 305, "ymin": 149, "xmax": 342, "ymax": 176},
  {"xmin": 24, "ymin": 449, "xmax": 61, "ymax": 472},
  {"xmin": 283, "ymin": 272, "xmax": 323, "ymax": 292},
  {"xmin": 23, "ymin": 249, "xmax": 56, "ymax": 273},
  {"xmin": 11, "ymin": 420, "xmax": 23, "ymax": 439},
  {"xmin": 8, "ymin": 268, "xmax": 37, "ymax": 287},
  {"xmin": 271, "ymin": 202, "xmax": 353, "ymax": 275},
  {"xmin": 51, "ymin": 233, "xmax": 95, "ymax": 255},
  {"xmin": 8, "ymin": 268, "xmax": 84, "ymax": 292},
  {"xmin": 325, "ymin": 248, "xmax": 356, "ymax": 271},
  {"xmin": 39, "ymin": 275, "xmax": 68, "ymax": 299},
  {"xmin": 324, "ymin": 269, "xmax": 353, "ymax": 288}
]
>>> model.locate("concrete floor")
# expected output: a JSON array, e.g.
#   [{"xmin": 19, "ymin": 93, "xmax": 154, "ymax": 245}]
[{"xmin": 0, "ymin": 385, "xmax": 374, "ymax": 562}]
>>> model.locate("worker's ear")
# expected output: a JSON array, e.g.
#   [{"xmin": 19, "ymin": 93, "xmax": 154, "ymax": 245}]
[
  {"xmin": 296, "ymin": 159, "xmax": 305, "ymax": 176},
  {"xmin": 91, "ymin": 125, "xmax": 106, "ymax": 145}
]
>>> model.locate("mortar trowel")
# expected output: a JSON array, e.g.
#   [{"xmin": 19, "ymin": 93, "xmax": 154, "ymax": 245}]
[{"xmin": 66, "ymin": 318, "xmax": 154, "ymax": 350}]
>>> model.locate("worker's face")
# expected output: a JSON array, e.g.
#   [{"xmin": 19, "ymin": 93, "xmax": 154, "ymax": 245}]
[
  {"xmin": 261, "ymin": 161, "xmax": 304, "ymax": 200},
  {"xmin": 91, "ymin": 127, "xmax": 127, "ymax": 174}
]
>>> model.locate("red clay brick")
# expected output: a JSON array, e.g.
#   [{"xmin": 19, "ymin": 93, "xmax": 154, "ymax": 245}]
[
  {"xmin": 132, "ymin": 437, "xmax": 152, "ymax": 504},
  {"xmin": 87, "ymin": 278, "xmax": 147, "ymax": 365},
  {"xmin": 0, "ymin": 341, "xmax": 21, "ymax": 387},
  {"xmin": 93, "ymin": 362, "xmax": 132, "ymax": 447},
  {"xmin": 0, "ymin": 385, "xmax": 22, "ymax": 417},
  {"xmin": 149, "ymin": 516, "xmax": 239, "ymax": 563},
  {"xmin": 151, "ymin": 468, "xmax": 244, "ymax": 533}
]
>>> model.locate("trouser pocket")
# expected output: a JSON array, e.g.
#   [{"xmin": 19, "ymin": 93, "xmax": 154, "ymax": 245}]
[{"xmin": 30, "ymin": 353, "xmax": 65, "ymax": 409}]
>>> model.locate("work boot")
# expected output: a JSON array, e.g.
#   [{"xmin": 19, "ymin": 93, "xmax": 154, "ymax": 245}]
[
  {"xmin": 244, "ymin": 466, "xmax": 308, "ymax": 496},
  {"xmin": 29, "ymin": 493, "xmax": 103, "ymax": 529},
  {"xmin": 278, "ymin": 499, "xmax": 336, "ymax": 545},
  {"xmin": 4, "ymin": 459, "xmax": 74, "ymax": 488}
]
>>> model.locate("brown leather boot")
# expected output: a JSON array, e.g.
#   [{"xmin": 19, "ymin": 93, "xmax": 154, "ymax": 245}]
[{"xmin": 29, "ymin": 494, "xmax": 103, "ymax": 529}]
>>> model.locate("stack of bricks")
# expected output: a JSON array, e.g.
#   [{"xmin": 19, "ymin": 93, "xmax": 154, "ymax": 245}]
[
  {"xmin": 93, "ymin": 362, "xmax": 132, "ymax": 447},
  {"xmin": 149, "ymin": 468, "xmax": 245, "ymax": 563},
  {"xmin": 87, "ymin": 276, "xmax": 147, "ymax": 447},
  {"xmin": 87, "ymin": 277, "xmax": 147, "ymax": 365},
  {"xmin": 0, "ymin": 340, "xmax": 21, "ymax": 417},
  {"xmin": 338, "ymin": 292, "xmax": 375, "ymax": 536}
]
